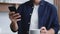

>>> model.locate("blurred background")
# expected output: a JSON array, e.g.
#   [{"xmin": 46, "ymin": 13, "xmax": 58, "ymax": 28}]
[{"xmin": 0, "ymin": 0, "xmax": 60, "ymax": 34}]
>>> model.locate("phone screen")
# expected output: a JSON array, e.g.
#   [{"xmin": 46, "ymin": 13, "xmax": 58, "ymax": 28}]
[{"xmin": 8, "ymin": 6, "xmax": 17, "ymax": 12}]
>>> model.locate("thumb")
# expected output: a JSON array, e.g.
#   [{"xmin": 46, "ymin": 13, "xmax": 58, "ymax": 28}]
[
  {"xmin": 40, "ymin": 27, "xmax": 47, "ymax": 33},
  {"xmin": 40, "ymin": 27, "xmax": 46, "ymax": 30}
]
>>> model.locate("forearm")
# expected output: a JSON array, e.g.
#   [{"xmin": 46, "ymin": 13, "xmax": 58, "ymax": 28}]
[
  {"xmin": 10, "ymin": 21, "xmax": 18, "ymax": 32},
  {"xmin": 48, "ymin": 28, "xmax": 55, "ymax": 34}
]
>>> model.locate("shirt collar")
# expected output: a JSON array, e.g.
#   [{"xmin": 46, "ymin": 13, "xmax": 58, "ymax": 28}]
[
  {"xmin": 29, "ymin": 0, "xmax": 45, "ymax": 7},
  {"xmin": 40, "ymin": 0, "xmax": 45, "ymax": 6}
]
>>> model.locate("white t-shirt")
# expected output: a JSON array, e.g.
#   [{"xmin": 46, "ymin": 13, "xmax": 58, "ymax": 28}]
[{"xmin": 29, "ymin": 4, "xmax": 39, "ymax": 30}]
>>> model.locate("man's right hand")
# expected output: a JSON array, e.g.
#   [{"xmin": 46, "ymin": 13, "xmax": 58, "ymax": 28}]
[
  {"xmin": 40, "ymin": 27, "xmax": 47, "ymax": 34},
  {"xmin": 9, "ymin": 11, "xmax": 21, "ymax": 23},
  {"xmin": 9, "ymin": 11, "xmax": 21, "ymax": 32}
]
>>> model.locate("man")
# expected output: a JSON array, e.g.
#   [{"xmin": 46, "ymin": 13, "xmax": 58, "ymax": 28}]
[{"xmin": 9, "ymin": 0, "xmax": 59, "ymax": 34}]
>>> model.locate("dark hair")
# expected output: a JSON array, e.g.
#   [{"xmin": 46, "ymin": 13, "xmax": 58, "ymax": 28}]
[{"xmin": 30, "ymin": 0, "xmax": 33, "ymax": 1}]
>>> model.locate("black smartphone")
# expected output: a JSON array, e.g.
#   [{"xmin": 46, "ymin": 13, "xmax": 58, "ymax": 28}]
[{"xmin": 8, "ymin": 6, "xmax": 17, "ymax": 12}]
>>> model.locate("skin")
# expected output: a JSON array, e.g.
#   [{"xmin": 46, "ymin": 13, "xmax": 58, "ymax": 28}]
[
  {"xmin": 33, "ymin": 0, "xmax": 41, "ymax": 5},
  {"xmin": 40, "ymin": 27, "xmax": 55, "ymax": 34},
  {"xmin": 9, "ymin": 0, "xmax": 55, "ymax": 34}
]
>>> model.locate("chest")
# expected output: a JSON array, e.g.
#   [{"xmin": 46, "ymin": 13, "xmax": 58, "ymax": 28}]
[{"xmin": 22, "ymin": 5, "xmax": 51, "ymax": 21}]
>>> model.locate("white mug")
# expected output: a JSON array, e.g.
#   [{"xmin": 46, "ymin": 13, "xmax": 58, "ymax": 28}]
[{"xmin": 29, "ymin": 29, "xmax": 40, "ymax": 34}]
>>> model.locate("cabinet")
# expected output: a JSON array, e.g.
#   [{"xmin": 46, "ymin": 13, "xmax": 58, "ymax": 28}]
[
  {"xmin": 54, "ymin": 0, "xmax": 60, "ymax": 24},
  {"xmin": 0, "ymin": 0, "xmax": 29, "ymax": 4},
  {"xmin": 0, "ymin": 0, "xmax": 29, "ymax": 12},
  {"xmin": 0, "ymin": 3, "xmax": 19, "ymax": 12}
]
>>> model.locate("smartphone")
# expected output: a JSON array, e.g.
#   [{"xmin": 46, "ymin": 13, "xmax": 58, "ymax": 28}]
[{"xmin": 8, "ymin": 6, "xmax": 17, "ymax": 12}]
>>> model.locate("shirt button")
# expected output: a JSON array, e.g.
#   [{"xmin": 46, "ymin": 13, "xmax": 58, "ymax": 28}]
[
  {"xmin": 27, "ymin": 31, "xmax": 29, "ymax": 34},
  {"xmin": 30, "ymin": 13, "xmax": 32, "ymax": 15},
  {"xmin": 28, "ymin": 22, "xmax": 30, "ymax": 24},
  {"xmin": 32, "ymin": 7, "xmax": 34, "ymax": 8}
]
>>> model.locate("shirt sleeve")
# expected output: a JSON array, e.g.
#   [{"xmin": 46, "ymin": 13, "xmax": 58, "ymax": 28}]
[
  {"xmin": 51, "ymin": 6, "xmax": 59, "ymax": 34},
  {"xmin": 10, "ymin": 4, "xmax": 23, "ymax": 32}
]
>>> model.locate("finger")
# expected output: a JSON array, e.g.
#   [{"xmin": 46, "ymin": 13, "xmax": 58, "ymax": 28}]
[
  {"xmin": 9, "ymin": 11, "xmax": 15, "ymax": 14},
  {"xmin": 9, "ymin": 12, "xmax": 15, "ymax": 15},
  {"xmin": 14, "ymin": 15, "xmax": 21, "ymax": 19},
  {"xmin": 10, "ymin": 13, "xmax": 21, "ymax": 19},
  {"xmin": 13, "ymin": 13, "xmax": 20, "ymax": 17},
  {"xmin": 40, "ymin": 30, "xmax": 47, "ymax": 33},
  {"xmin": 40, "ymin": 30, "xmax": 46, "ymax": 33},
  {"xmin": 40, "ymin": 27, "xmax": 46, "ymax": 30},
  {"xmin": 16, "ymin": 19, "xmax": 21, "ymax": 21}
]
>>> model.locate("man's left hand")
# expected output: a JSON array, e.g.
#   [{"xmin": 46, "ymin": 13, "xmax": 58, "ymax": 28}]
[
  {"xmin": 40, "ymin": 27, "xmax": 55, "ymax": 34},
  {"xmin": 40, "ymin": 27, "xmax": 48, "ymax": 34}
]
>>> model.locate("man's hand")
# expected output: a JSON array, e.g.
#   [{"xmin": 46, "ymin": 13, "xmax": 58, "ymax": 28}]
[
  {"xmin": 40, "ymin": 27, "xmax": 48, "ymax": 34},
  {"xmin": 9, "ymin": 11, "xmax": 21, "ymax": 31},
  {"xmin": 9, "ymin": 11, "xmax": 21, "ymax": 23},
  {"xmin": 40, "ymin": 27, "xmax": 55, "ymax": 34}
]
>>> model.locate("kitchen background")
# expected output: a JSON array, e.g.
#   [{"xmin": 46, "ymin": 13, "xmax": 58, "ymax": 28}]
[{"xmin": 0, "ymin": 0, "xmax": 60, "ymax": 34}]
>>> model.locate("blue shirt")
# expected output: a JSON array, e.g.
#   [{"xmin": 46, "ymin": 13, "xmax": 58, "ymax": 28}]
[{"xmin": 10, "ymin": 1, "xmax": 59, "ymax": 34}]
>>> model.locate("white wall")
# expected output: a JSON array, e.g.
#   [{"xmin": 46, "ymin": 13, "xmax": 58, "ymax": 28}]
[
  {"xmin": 45, "ymin": 0, "xmax": 54, "ymax": 4},
  {"xmin": 0, "ymin": 12, "xmax": 17, "ymax": 34}
]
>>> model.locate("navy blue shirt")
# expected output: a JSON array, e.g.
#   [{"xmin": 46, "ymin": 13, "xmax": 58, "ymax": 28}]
[{"xmin": 10, "ymin": 1, "xmax": 59, "ymax": 34}]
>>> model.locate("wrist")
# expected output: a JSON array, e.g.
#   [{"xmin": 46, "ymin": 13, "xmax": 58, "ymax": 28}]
[
  {"xmin": 47, "ymin": 28, "xmax": 55, "ymax": 34},
  {"xmin": 11, "ymin": 21, "xmax": 17, "ymax": 23}
]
